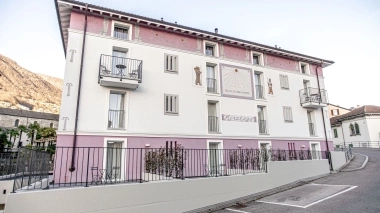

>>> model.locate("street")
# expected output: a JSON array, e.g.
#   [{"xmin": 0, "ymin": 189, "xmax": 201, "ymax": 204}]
[{"xmin": 215, "ymin": 149, "xmax": 380, "ymax": 213}]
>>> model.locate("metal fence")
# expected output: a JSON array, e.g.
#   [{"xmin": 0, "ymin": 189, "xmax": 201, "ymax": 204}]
[
  {"xmin": 299, "ymin": 87, "xmax": 328, "ymax": 104},
  {"xmin": 338, "ymin": 141, "xmax": 380, "ymax": 149},
  {"xmin": 98, "ymin": 54, "xmax": 143, "ymax": 82}
]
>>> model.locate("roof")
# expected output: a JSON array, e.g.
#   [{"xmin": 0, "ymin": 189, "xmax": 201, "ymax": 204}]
[
  {"xmin": 55, "ymin": 0, "xmax": 334, "ymax": 67},
  {"xmin": 0, "ymin": 108, "xmax": 59, "ymax": 121},
  {"xmin": 330, "ymin": 105, "xmax": 380, "ymax": 126},
  {"xmin": 328, "ymin": 103, "xmax": 351, "ymax": 111}
]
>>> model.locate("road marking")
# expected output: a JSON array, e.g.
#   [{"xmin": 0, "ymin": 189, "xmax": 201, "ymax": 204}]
[
  {"xmin": 310, "ymin": 183, "xmax": 352, "ymax": 187},
  {"xmin": 302, "ymin": 186, "xmax": 358, "ymax": 208},
  {"xmin": 225, "ymin": 208, "xmax": 251, "ymax": 213},
  {"xmin": 256, "ymin": 200, "xmax": 306, "ymax": 208}
]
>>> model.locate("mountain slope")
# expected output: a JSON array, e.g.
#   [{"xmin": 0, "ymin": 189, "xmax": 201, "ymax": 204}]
[{"xmin": 0, "ymin": 54, "xmax": 63, "ymax": 114}]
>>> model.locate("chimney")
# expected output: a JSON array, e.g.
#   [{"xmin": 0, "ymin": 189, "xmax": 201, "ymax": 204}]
[
  {"xmin": 215, "ymin": 28, "xmax": 218, "ymax": 34},
  {"xmin": 357, "ymin": 105, "xmax": 360, "ymax": 108},
  {"xmin": 275, "ymin": 45, "xmax": 277, "ymax": 48},
  {"xmin": 175, "ymin": 21, "xmax": 177, "ymax": 24},
  {"xmin": 161, "ymin": 17, "xmax": 163, "ymax": 21}
]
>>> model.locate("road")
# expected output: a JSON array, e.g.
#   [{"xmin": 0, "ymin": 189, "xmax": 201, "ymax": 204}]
[{"xmin": 215, "ymin": 149, "xmax": 380, "ymax": 213}]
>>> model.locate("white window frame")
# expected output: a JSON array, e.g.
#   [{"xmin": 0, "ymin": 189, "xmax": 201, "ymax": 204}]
[
  {"xmin": 279, "ymin": 74, "xmax": 289, "ymax": 90},
  {"xmin": 207, "ymin": 99, "xmax": 221, "ymax": 134},
  {"xmin": 107, "ymin": 90, "xmax": 127, "ymax": 130},
  {"xmin": 258, "ymin": 141, "xmax": 272, "ymax": 161},
  {"xmin": 283, "ymin": 106, "xmax": 293, "ymax": 122},
  {"xmin": 333, "ymin": 128, "xmax": 338, "ymax": 138},
  {"xmin": 204, "ymin": 40, "xmax": 219, "ymax": 57},
  {"xmin": 206, "ymin": 62, "xmax": 219, "ymax": 94},
  {"xmin": 309, "ymin": 142, "xmax": 321, "ymax": 160},
  {"xmin": 257, "ymin": 105, "xmax": 269, "ymax": 134},
  {"xmin": 164, "ymin": 94, "xmax": 179, "ymax": 115},
  {"xmin": 111, "ymin": 21, "xmax": 133, "ymax": 41},
  {"xmin": 164, "ymin": 54, "xmax": 178, "ymax": 73},
  {"xmin": 251, "ymin": 50, "xmax": 264, "ymax": 66},
  {"xmin": 206, "ymin": 140, "xmax": 224, "ymax": 175},
  {"xmin": 299, "ymin": 62, "xmax": 310, "ymax": 75},
  {"xmin": 103, "ymin": 137, "xmax": 127, "ymax": 181},
  {"xmin": 254, "ymin": 71, "xmax": 266, "ymax": 100}
]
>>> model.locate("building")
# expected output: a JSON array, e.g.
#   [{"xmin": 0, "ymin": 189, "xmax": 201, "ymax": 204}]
[
  {"xmin": 331, "ymin": 105, "xmax": 380, "ymax": 148},
  {"xmin": 0, "ymin": 108, "xmax": 59, "ymax": 147},
  {"xmin": 55, "ymin": 0, "xmax": 334, "ymax": 161},
  {"xmin": 327, "ymin": 104, "xmax": 351, "ymax": 118}
]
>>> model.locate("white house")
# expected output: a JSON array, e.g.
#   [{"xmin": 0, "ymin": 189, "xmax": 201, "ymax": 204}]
[
  {"xmin": 331, "ymin": 105, "xmax": 380, "ymax": 148},
  {"xmin": 55, "ymin": 0, "xmax": 334, "ymax": 156}
]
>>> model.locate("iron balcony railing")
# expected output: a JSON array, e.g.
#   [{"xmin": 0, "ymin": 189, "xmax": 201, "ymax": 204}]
[
  {"xmin": 309, "ymin": 123, "xmax": 315, "ymax": 136},
  {"xmin": 207, "ymin": 78, "xmax": 217, "ymax": 93},
  {"xmin": 108, "ymin": 110, "xmax": 125, "ymax": 129},
  {"xmin": 255, "ymin": 85, "xmax": 264, "ymax": 99},
  {"xmin": 259, "ymin": 120, "xmax": 267, "ymax": 134},
  {"xmin": 299, "ymin": 87, "xmax": 328, "ymax": 105},
  {"xmin": 99, "ymin": 54, "xmax": 143, "ymax": 83},
  {"xmin": 208, "ymin": 116, "xmax": 219, "ymax": 133},
  {"xmin": 337, "ymin": 141, "xmax": 380, "ymax": 149}
]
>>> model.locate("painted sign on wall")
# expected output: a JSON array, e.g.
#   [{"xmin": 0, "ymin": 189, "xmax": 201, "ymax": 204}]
[
  {"xmin": 222, "ymin": 114, "xmax": 257, "ymax": 122},
  {"xmin": 220, "ymin": 64, "xmax": 254, "ymax": 99}
]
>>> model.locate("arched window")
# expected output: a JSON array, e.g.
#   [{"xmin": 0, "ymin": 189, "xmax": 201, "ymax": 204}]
[
  {"xmin": 15, "ymin": 119, "xmax": 19, "ymax": 127},
  {"xmin": 354, "ymin": 123, "xmax": 360, "ymax": 135},
  {"xmin": 50, "ymin": 123, "xmax": 53, "ymax": 128},
  {"xmin": 349, "ymin": 123, "xmax": 355, "ymax": 136}
]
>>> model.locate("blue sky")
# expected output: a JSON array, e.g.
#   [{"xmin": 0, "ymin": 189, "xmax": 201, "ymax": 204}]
[{"xmin": 0, "ymin": 0, "xmax": 379, "ymax": 108}]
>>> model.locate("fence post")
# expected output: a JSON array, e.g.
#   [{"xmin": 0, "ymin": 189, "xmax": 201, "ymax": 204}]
[
  {"xmin": 241, "ymin": 149, "xmax": 245, "ymax": 175},
  {"xmin": 140, "ymin": 149, "xmax": 143, "ymax": 183},
  {"xmin": 85, "ymin": 147, "xmax": 90, "ymax": 187},
  {"xmin": 12, "ymin": 148, "xmax": 21, "ymax": 193},
  {"xmin": 215, "ymin": 149, "xmax": 218, "ymax": 177},
  {"xmin": 181, "ymin": 149, "xmax": 184, "ymax": 180},
  {"xmin": 327, "ymin": 151, "xmax": 333, "ymax": 171}
]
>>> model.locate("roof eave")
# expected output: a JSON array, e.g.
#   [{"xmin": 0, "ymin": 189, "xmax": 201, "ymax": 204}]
[{"xmin": 55, "ymin": 0, "xmax": 67, "ymax": 56}]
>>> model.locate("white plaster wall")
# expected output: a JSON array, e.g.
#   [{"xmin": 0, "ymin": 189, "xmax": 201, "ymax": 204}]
[
  {"xmin": 341, "ymin": 117, "xmax": 370, "ymax": 143},
  {"xmin": 58, "ymin": 29, "xmax": 329, "ymax": 141},
  {"xmin": 0, "ymin": 180, "xmax": 13, "ymax": 205},
  {"xmin": 332, "ymin": 126, "xmax": 344, "ymax": 146},
  {"xmin": 365, "ymin": 117, "xmax": 380, "ymax": 142},
  {"xmin": 5, "ymin": 160, "xmax": 329, "ymax": 213},
  {"xmin": 330, "ymin": 151, "xmax": 347, "ymax": 170}
]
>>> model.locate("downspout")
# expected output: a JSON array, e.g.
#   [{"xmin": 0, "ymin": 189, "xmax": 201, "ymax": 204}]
[
  {"xmin": 340, "ymin": 123, "xmax": 346, "ymax": 148},
  {"xmin": 69, "ymin": 4, "xmax": 88, "ymax": 172},
  {"xmin": 315, "ymin": 61, "xmax": 329, "ymax": 151}
]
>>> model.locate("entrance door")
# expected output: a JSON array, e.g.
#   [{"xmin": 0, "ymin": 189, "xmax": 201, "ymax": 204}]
[
  {"xmin": 208, "ymin": 142, "xmax": 222, "ymax": 176},
  {"xmin": 106, "ymin": 141, "xmax": 123, "ymax": 180},
  {"xmin": 112, "ymin": 50, "xmax": 127, "ymax": 76},
  {"xmin": 310, "ymin": 143, "xmax": 320, "ymax": 159}
]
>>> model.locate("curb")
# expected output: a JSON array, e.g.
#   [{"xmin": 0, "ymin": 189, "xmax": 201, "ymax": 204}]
[
  {"xmin": 334, "ymin": 155, "xmax": 355, "ymax": 172},
  {"xmin": 184, "ymin": 173, "xmax": 330, "ymax": 213},
  {"xmin": 342, "ymin": 153, "xmax": 369, "ymax": 172}
]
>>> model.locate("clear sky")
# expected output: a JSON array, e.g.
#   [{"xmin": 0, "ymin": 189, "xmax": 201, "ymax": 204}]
[{"xmin": 0, "ymin": 0, "xmax": 379, "ymax": 108}]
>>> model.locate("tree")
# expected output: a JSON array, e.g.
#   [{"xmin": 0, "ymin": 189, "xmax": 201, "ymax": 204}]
[
  {"xmin": 27, "ymin": 123, "xmax": 40, "ymax": 146},
  {"xmin": 8, "ymin": 129, "xmax": 19, "ymax": 149},
  {"xmin": 17, "ymin": 125, "xmax": 27, "ymax": 148},
  {"xmin": 0, "ymin": 129, "xmax": 10, "ymax": 151}
]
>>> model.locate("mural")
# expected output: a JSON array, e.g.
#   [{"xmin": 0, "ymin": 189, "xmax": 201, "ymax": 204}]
[
  {"xmin": 268, "ymin": 78, "xmax": 273, "ymax": 95},
  {"xmin": 220, "ymin": 64, "xmax": 254, "ymax": 99},
  {"xmin": 66, "ymin": 83, "xmax": 73, "ymax": 96},
  {"xmin": 194, "ymin": 66, "xmax": 202, "ymax": 86},
  {"xmin": 69, "ymin": 49, "xmax": 76, "ymax": 62}
]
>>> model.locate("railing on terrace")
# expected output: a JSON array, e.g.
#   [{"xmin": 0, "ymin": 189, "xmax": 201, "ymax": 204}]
[
  {"xmin": 99, "ymin": 54, "xmax": 143, "ymax": 83},
  {"xmin": 299, "ymin": 87, "xmax": 328, "ymax": 105},
  {"xmin": 337, "ymin": 141, "xmax": 380, "ymax": 149}
]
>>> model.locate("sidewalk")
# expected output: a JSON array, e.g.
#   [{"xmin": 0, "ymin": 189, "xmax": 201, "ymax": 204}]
[{"xmin": 341, "ymin": 153, "xmax": 368, "ymax": 171}]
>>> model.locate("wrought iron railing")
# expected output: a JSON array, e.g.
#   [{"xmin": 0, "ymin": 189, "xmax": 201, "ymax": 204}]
[
  {"xmin": 268, "ymin": 149, "xmax": 330, "ymax": 161},
  {"xmin": 208, "ymin": 116, "xmax": 219, "ymax": 133},
  {"xmin": 108, "ymin": 110, "xmax": 125, "ymax": 129},
  {"xmin": 337, "ymin": 141, "xmax": 380, "ymax": 149},
  {"xmin": 207, "ymin": 78, "xmax": 217, "ymax": 93},
  {"xmin": 255, "ymin": 85, "xmax": 264, "ymax": 99},
  {"xmin": 299, "ymin": 87, "xmax": 328, "ymax": 105},
  {"xmin": 309, "ymin": 123, "xmax": 315, "ymax": 136},
  {"xmin": 99, "ymin": 54, "xmax": 143, "ymax": 83},
  {"xmin": 259, "ymin": 120, "xmax": 267, "ymax": 134}
]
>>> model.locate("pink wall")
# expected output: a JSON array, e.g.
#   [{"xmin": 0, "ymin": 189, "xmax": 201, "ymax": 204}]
[
  {"xmin": 70, "ymin": 12, "xmax": 111, "ymax": 36},
  {"xmin": 265, "ymin": 54, "xmax": 299, "ymax": 72},
  {"xmin": 223, "ymin": 44, "xmax": 247, "ymax": 62},
  {"xmin": 310, "ymin": 64, "xmax": 324, "ymax": 77}
]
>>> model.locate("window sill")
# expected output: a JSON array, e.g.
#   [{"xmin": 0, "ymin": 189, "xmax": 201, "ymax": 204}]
[
  {"xmin": 107, "ymin": 128, "xmax": 126, "ymax": 131},
  {"xmin": 206, "ymin": 92, "xmax": 220, "ymax": 96},
  {"xmin": 255, "ymin": 98, "xmax": 267, "ymax": 101},
  {"xmin": 112, "ymin": 37, "xmax": 130, "ymax": 41},
  {"xmin": 284, "ymin": 121, "xmax": 293, "ymax": 123},
  {"xmin": 208, "ymin": 131, "xmax": 221, "ymax": 134},
  {"xmin": 310, "ymin": 135, "xmax": 318, "ymax": 137},
  {"xmin": 259, "ymin": 133, "xmax": 270, "ymax": 135},
  {"xmin": 281, "ymin": 88, "xmax": 290, "ymax": 90},
  {"xmin": 165, "ymin": 113, "xmax": 179, "ymax": 116},
  {"xmin": 165, "ymin": 70, "xmax": 178, "ymax": 74}
]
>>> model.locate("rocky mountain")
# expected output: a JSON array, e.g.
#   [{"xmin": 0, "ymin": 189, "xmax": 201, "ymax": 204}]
[{"xmin": 0, "ymin": 54, "xmax": 63, "ymax": 114}]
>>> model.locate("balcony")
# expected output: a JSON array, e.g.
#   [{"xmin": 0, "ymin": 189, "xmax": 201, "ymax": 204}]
[
  {"xmin": 98, "ymin": 54, "xmax": 142, "ymax": 90},
  {"xmin": 299, "ymin": 87, "xmax": 328, "ymax": 108}
]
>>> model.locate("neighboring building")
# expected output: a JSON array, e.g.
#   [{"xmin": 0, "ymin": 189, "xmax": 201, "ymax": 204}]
[
  {"xmin": 327, "ymin": 104, "xmax": 351, "ymax": 118},
  {"xmin": 0, "ymin": 108, "xmax": 59, "ymax": 147},
  {"xmin": 55, "ymin": 0, "xmax": 334, "ymax": 158},
  {"xmin": 331, "ymin": 105, "xmax": 380, "ymax": 148}
]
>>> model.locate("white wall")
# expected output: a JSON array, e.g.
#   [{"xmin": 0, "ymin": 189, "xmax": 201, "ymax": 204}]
[
  {"xmin": 365, "ymin": 117, "xmax": 380, "ymax": 142},
  {"xmin": 332, "ymin": 126, "xmax": 343, "ymax": 146},
  {"xmin": 0, "ymin": 180, "xmax": 13, "ymax": 205},
  {"xmin": 341, "ymin": 117, "xmax": 370, "ymax": 143},
  {"xmin": 330, "ymin": 151, "xmax": 347, "ymax": 170},
  {"xmin": 5, "ymin": 160, "xmax": 330, "ymax": 213}
]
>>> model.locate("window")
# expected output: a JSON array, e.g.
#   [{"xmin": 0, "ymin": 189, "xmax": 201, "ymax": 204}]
[
  {"xmin": 205, "ymin": 43, "xmax": 215, "ymax": 56},
  {"xmin": 299, "ymin": 62, "xmax": 309, "ymax": 75},
  {"xmin": 254, "ymin": 72, "xmax": 264, "ymax": 99},
  {"xmin": 288, "ymin": 143, "xmax": 296, "ymax": 158},
  {"xmin": 113, "ymin": 25, "xmax": 129, "ymax": 40},
  {"xmin": 310, "ymin": 142, "xmax": 321, "ymax": 159},
  {"xmin": 349, "ymin": 123, "xmax": 355, "ymax": 136},
  {"xmin": 14, "ymin": 119, "xmax": 19, "ymax": 127},
  {"xmin": 164, "ymin": 94, "xmax": 179, "ymax": 115},
  {"xmin": 106, "ymin": 141, "xmax": 123, "ymax": 179},
  {"xmin": 279, "ymin": 74, "xmax": 289, "ymax": 89},
  {"xmin": 108, "ymin": 92, "xmax": 125, "ymax": 129},
  {"xmin": 354, "ymin": 123, "xmax": 360, "ymax": 135},
  {"xmin": 331, "ymin": 109, "xmax": 340, "ymax": 116},
  {"xmin": 307, "ymin": 111, "xmax": 315, "ymax": 136},
  {"xmin": 258, "ymin": 106, "xmax": 267, "ymax": 134},
  {"xmin": 251, "ymin": 51, "xmax": 263, "ymax": 65},
  {"xmin": 283, "ymin": 107, "xmax": 293, "ymax": 122},
  {"xmin": 333, "ymin": 129, "xmax": 338, "ymax": 138},
  {"xmin": 50, "ymin": 123, "xmax": 53, "ymax": 128},
  {"xmin": 206, "ymin": 64, "xmax": 217, "ymax": 93},
  {"xmin": 165, "ymin": 54, "xmax": 178, "ymax": 73},
  {"xmin": 208, "ymin": 101, "xmax": 219, "ymax": 133}
]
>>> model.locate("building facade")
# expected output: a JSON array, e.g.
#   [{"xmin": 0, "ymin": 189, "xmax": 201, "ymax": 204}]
[
  {"xmin": 327, "ymin": 104, "xmax": 351, "ymax": 118},
  {"xmin": 331, "ymin": 105, "xmax": 380, "ymax": 148},
  {"xmin": 55, "ymin": 0, "xmax": 334, "ymax": 153}
]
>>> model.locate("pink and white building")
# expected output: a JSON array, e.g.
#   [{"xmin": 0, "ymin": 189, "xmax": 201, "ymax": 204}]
[{"xmin": 55, "ymin": 0, "xmax": 334, "ymax": 156}]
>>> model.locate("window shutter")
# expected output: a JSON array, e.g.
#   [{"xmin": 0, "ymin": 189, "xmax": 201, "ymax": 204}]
[
  {"xmin": 280, "ymin": 74, "xmax": 289, "ymax": 89},
  {"xmin": 283, "ymin": 106, "xmax": 293, "ymax": 122}
]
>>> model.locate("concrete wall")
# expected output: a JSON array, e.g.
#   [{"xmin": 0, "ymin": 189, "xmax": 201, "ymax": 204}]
[
  {"xmin": 0, "ymin": 180, "xmax": 13, "ymax": 205},
  {"xmin": 5, "ymin": 160, "xmax": 330, "ymax": 213},
  {"xmin": 330, "ymin": 151, "xmax": 347, "ymax": 171}
]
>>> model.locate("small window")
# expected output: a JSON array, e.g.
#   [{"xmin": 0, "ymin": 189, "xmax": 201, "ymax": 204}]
[
  {"xmin": 279, "ymin": 74, "xmax": 289, "ymax": 89},
  {"xmin": 354, "ymin": 123, "xmax": 360, "ymax": 135},
  {"xmin": 113, "ymin": 25, "xmax": 129, "ymax": 40},
  {"xmin": 331, "ymin": 109, "xmax": 340, "ymax": 116},
  {"xmin": 164, "ymin": 94, "xmax": 179, "ymax": 115},
  {"xmin": 205, "ymin": 44, "xmax": 215, "ymax": 56},
  {"xmin": 283, "ymin": 107, "xmax": 293, "ymax": 122},
  {"xmin": 333, "ymin": 129, "xmax": 338, "ymax": 138},
  {"xmin": 50, "ymin": 123, "xmax": 53, "ymax": 128},
  {"xmin": 15, "ymin": 119, "xmax": 19, "ymax": 127},
  {"xmin": 164, "ymin": 54, "xmax": 178, "ymax": 73},
  {"xmin": 300, "ymin": 62, "xmax": 309, "ymax": 75},
  {"xmin": 349, "ymin": 123, "xmax": 355, "ymax": 136},
  {"xmin": 252, "ymin": 55, "xmax": 260, "ymax": 65},
  {"xmin": 108, "ymin": 91, "xmax": 126, "ymax": 129}
]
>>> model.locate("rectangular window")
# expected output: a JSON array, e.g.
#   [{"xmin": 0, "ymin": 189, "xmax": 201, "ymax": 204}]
[
  {"xmin": 252, "ymin": 55, "xmax": 260, "ymax": 65},
  {"xmin": 283, "ymin": 106, "xmax": 293, "ymax": 122},
  {"xmin": 208, "ymin": 102, "xmax": 219, "ymax": 133},
  {"xmin": 106, "ymin": 141, "xmax": 123, "ymax": 179},
  {"xmin": 255, "ymin": 72, "xmax": 264, "ymax": 99},
  {"xmin": 165, "ymin": 54, "xmax": 178, "ymax": 73},
  {"xmin": 301, "ymin": 64, "xmax": 307, "ymax": 74},
  {"xmin": 307, "ymin": 111, "xmax": 315, "ymax": 136},
  {"xmin": 113, "ymin": 25, "xmax": 129, "ymax": 40},
  {"xmin": 333, "ymin": 129, "xmax": 338, "ymax": 138},
  {"xmin": 331, "ymin": 109, "xmax": 340, "ymax": 116},
  {"xmin": 205, "ymin": 44, "xmax": 215, "ymax": 56},
  {"xmin": 108, "ymin": 92, "xmax": 125, "ymax": 129},
  {"xmin": 206, "ymin": 65, "xmax": 217, "ymax": 93},
  {"xmin": 258, "ymin": 106, "xmax": 267, "ymax": 134},
  {"xmin": 279, "ymin": 74, "xmax": 289, "ymax": 89},
  {"xmin": 164, "ymin": 94, "xmax": 179, "ymax": 115}
]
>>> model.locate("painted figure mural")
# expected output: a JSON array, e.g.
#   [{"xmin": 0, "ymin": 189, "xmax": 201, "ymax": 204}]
[
  {"xmin": 268, "ymin": 78, "xmax": 273, "ymax": 95},
  {"xmin": 194, "ymin": 66, "xmax": 202, "ymax": 86}
]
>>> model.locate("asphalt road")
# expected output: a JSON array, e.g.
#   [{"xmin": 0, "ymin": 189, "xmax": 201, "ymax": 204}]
[{"xmin": 215, "ymin": 149, "xmax": 380, "ymax": 213}]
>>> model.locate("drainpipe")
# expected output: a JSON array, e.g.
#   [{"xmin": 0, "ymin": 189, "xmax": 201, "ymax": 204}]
[
  {"xmin": 315, "ymin": 61, "xmax": 329, "ymax": 151},
  {"xmin": 69, "ymin": 4, "xmax": 88, "ymax": 172},
  {"xmin": 340, "ymin": 123, "xmax": 346, "ymax": 148}
]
